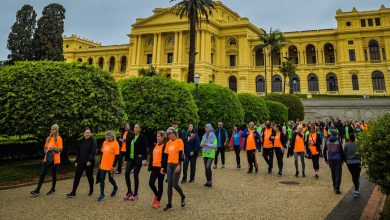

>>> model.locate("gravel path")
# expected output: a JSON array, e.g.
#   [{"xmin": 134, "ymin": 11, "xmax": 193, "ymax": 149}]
[{"xmin": 0, "ymin": 151, "xmax": 353, "ymax": 220}]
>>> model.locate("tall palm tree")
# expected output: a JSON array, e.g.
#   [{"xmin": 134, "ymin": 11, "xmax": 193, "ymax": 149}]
[
  {"xmin": 279, "ymin": 59, "xmax": 296, "ymax": 94},
  {"xmin": 255, "ymin": 28, "xmax": 285, "ymax": 94},
  {"xmin": 171, "ymin": 0, "xmax": 215, "ymax": 83}
]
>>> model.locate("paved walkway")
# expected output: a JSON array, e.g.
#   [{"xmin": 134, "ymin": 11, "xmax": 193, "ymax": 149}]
[{"xmin": 0, "ymin": 152, "xmax": 363, "ymax": 220}]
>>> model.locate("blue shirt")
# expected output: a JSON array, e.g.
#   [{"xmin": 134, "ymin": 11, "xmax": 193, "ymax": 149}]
[{"xmin": 233, "ymin": 131, "xmax": 240, "ymax": 145}]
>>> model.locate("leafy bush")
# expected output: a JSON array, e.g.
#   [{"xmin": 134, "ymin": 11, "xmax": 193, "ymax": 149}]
[
  {"xmin": 265, "ymin": 94, "xmax": 304, "ymax": 120},
  {"xmin": 118, "ymin": 76, "xmax": 198, "ymax": 131},
  {"xmin": 265, "ymin": 100, "xmax": 288, "ymax": 123},
  {"xmin": 359, "ymin": 113, "xmax": 390, "ymax": 195},
  {"xmin": 187, "ymin": 83, "xmax": 244, "ymax": 129},
  {"xmin": 237, "ymin": 93, "xmax": 269, "ymax": 123}
]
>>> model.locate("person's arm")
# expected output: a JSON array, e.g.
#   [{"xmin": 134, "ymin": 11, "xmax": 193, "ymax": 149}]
[
  {"xmin": 323, "ymin": 142, "xmax": 328, "ymax": 162},
  {"xmin": 224, "ymin": 130, "xmax": 228, "ymax": 146},
  {"xmin": 124, "ymin": 136, "xmax": 132, "ymax": 161},
  {"xmin": 194, "ymin": 134, "xmax": 200, "ymax": 153},
  {"xmin": 148, "ymin": 145, "xmax": 154, "ymax": 171},
  {"xmin": 209, "ymin": 138, "xmax": 218, "ymax": 149},
  {"xmin": 89, "ymin": 138, "xmax": 97, "ymax": 162},
  {"xmin": 75, "ymin": 140, "xmax": 81, "ymax": 163},
  {"xmin": 52, "ymin": 137, "xmax": 63, "ymax": 153},
  {"xmin": 241, "ymin": 129, "xmax": 249, "ymax": 138}
]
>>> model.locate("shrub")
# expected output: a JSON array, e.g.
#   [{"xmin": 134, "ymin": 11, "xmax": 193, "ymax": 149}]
[
  {"xmin": 265, "ymin": 94, "xmax": 304, "ymax": 120},
  {"xmin": 265, "ymin": 100, "xmax": 288, "ymax": 123},
  {"xmin": 187, "ymin": 83, "xmax": 244, "ymax": 129},
  {"xmin": 118, "ymin": 76, "xmax": 198, "ymax": 131},
  {"xmin": 237, "ymin": 93, "xmax": 269, "ymax": 123},
  {"xmin": 359, "ymin": 113, "xmax": 390, "ymax": 195}
]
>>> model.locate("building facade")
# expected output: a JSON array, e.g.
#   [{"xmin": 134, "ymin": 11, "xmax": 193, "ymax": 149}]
[{"xmin": 63, "ymin": 2, "xmax": 390, "ymax": 96}]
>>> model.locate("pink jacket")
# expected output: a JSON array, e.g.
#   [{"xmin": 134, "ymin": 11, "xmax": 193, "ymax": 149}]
[{"xmin": 229, "ymin": 130, "xmax": 245, "ymax": 150}]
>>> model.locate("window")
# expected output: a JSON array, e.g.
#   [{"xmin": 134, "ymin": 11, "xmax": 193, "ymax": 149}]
[
  {"xmin": 211, "ymin": 53, "xmax": 214, "ymax": 64},
  {"xmin": 229, "ymin": 39, "xmax": 237, "ymax": 47},
  {"xmin": 255, "ymin": 48, "xmax": 264, "ymax": 66},
  {"xmin": 348, "ymin": 40, "xmax": 354, "ymax": 45},
  {"xmin": 368, "ymin": 18, "xmax": 373, "ymax": 26},
  {"xmin": 147, "ymin": 54, "xmax": 153, "ymax": 64},
  {"xmin": 288, "ymin": 46, "xmax": 299, "ymax": 64},
  {"xmin": 372, "ymin": 71, "xmax": 386, "ymax": 91},
  {"xmin": 308, "ymin": 74, "xmax": 319, "ymax": 92},
  {"xmin": 167, "ymin": 37, "xmax": 174, "ymax": 46},
  {"xmin": 120, "ymin": 56, "xmax": 127, "ymax": 73},
  {"xmin": 256, "ymin": 76, "xmax": 265, "ymax": 93},
  {"xmin": 272, "ymin": 75, "xmax": 282, "ymax": 92},
  {"xmin": 369, "ymin": 40, "xmax": 380, "ymax": 61},
  {"xmin": 290, "ymin": 75, "xmax": 300, "ymax": 92},
  {"xmin": 77, "ymin": 58, "xmax": 82, "ymax": 62},
  {"xmin": 66, "ymin": 45, "xmax": 69, "ymax": 48},
  {"xmin": 382, "ymin": 48, "xmax": 386, "ymax": 60},
  {"xmin": 306, "ymin": 44, "xmax": 316, "ymax": 64},
  {"xmin": 349, "ymin": 50, "xmax": 356, "ymax": 61},
  {"xmin": 352, "ymin": 74, "xmax": 359, "ymax": 90},
  {"xmin": 346, "ymin": 22, "xmax": 351, "ymax": 27},
  {"xmin": 229, "ymin": 76, "xmax": 237, "ymax": 92},
  {"xmin": 147, "ymin": 39, "xmax": 154, "ymax": 46},
  {"xmin": 98, "ymin": 57, "xmax": 104, "ymax": 69},
  {"xmin": 364, "ymin": 49, "xmax": 368, "ymax": 61},
  {"xmin": 88, "ymin": 58, "xmax": 93, "ymax": 65},
  {"xmin": 109, "ymin": 57, "xmax": 115, "ymax": 72},
  {"xmin": 230, "ymin": 55, "xmax": 236, "ymax": 67},
  {"xmin": 324, "ymin": 43, "xmax": 335, "ymax": 64},
  {"xmin": 361, "ymin": 19, "xmax": 366, "ymax": 27},
  {"xmin": 326, "ymin": 73, "xmax": 338, "ymax": 91},
  {"xmin": 167, "ymin": 53, "xmax": 173, "ymax": 64},
  {"xmin": 375, "ymin": 18, "xmax": 381, "ymax": 26}
]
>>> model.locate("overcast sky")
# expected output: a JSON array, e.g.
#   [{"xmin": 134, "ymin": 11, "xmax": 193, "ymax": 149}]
[{"xmin": 0, "ymin": 0, "xmax": 388, "ymax": 60}]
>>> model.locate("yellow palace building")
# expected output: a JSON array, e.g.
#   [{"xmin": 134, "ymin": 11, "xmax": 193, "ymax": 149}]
[{"xmin": 63, "ymin": 1, "xmax": 390, "ymax": 96}]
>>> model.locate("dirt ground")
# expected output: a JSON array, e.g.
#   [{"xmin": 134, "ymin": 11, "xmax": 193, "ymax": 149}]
[{"xmin": 0, "ymin": 151, "xmax": 353, "ymax": 220}]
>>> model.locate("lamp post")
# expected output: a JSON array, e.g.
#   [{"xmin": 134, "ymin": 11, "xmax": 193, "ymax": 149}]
[
  {"xmin": 289, "ymin": 79, "xmax": 297, "ymax": 94},
  {"xmin": 194, "ymin": 73, "xmax": 200, "ymax": 129}
]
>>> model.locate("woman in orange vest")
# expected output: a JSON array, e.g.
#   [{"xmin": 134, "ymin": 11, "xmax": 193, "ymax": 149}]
[
  {"xmin": 31, "ymin": 124, "xmax": 63, "ymax": 197},
  {"xmin": 261, "ymin": 121, "xmax": 276, "ymax": 174},
  {"xmin": 242, "ymin": 122, "xmax": 261, "ymax": 174},
  {"xmin": 306, "ymin": 124, "xmax": 322, "ymax": 178},
  {"xmin": 288, "ymin": 125, "xmax": 306, "ymax": 177},
  {"xmin": 116, "ymin": 123, "xmax": 132, "ymax": 174},
  {"xmin": 273, "ymin": 125, "xmax": 286, "ymax": 175}
]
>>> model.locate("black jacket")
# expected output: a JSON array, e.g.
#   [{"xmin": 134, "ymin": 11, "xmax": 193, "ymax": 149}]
[
  {"xmin": 75, "ymin": 137, "xmax": 97, "ymax": 163},
  {"xmin": 125, "ymin": 133, "xmax": 148, "ymax": 161}
]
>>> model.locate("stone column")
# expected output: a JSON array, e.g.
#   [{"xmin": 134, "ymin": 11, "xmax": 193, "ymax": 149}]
[
  {"xmin": 156, "ymin": 33, "xmax": 162, "ymax": 65},
  {"xmin": 174, "ymin": 32, "xmax": 179, "ymax": 63},
  {"xmin": 153, "ymin": 34, "xmax": 158, "ymax": 64},
  {"xmin": 178, "ymin": 31, "xmax": 183, "ymax": 63},
  {"xmin": 136, "ymin": 35, "xmax": 142, "ymax": 65}
]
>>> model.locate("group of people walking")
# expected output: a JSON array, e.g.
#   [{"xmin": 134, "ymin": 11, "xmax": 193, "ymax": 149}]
[{"xmin": 30, "ymin": 118, "xmax": 365, "ymax": 211}]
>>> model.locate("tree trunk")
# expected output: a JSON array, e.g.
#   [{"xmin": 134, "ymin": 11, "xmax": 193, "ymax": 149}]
[
  {"xmin": 283, "ymin": 75, "xmax": 286, "ymax": 94},
  {"xmin": 270, "ymin": 51, "xmax": 273, "ymax": 93},
  {"xmin": 264, "ymin": 53, "xmax": 267, "ymax": 95},
  {"xmin": 187, "ymin": 10, "xmax": 197, "ymax": 83}
]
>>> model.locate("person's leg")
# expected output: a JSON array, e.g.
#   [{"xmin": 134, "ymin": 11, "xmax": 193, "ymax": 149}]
[
  {"xmin": 189, "ymin": 154, "xmax": 197, "ymax": 181},
  {"xmin": 354, "ymin": 164, "xmax": 361, "ymax": 192},
  {"xmin": 221, "ymin": 147, "xmax": 225, "ymax": 167},
  {"xmin": 51, "ymin": 164, "xmax": 58, "ymax": 190},
  {"xmin": 246, "ymin": 150, "xmax": 253, "ymax": 172},
  {"xmin": 234, "ymin": 146, "xmax": 241, "ymax": 167},
  {"xmin": 214, "ymin": 149, "xmax": 220, "ymax": 166},
  {"xmin": 268, "ymin": 149, "xmax": 274, "ymax": 172},
  {"xmin": 294, "ymin": 153, "xmax": 299, "ymax": 175},
  {"xmin": 71, "ymin": 162, "xmax": 85, "ymax": 194},
  {"xmin": 167, "ymin": 164, "xmax": 174, "ymax": 205},
  {"xmin": 149, "ymin": 170, "xmax": 158, "ymax": 197},
  {"xmin": 182, "ymin": 154, "xmax": 190, "ymax": 181},
  {"xmin": 125, "ymin": 160, "xmax": 135, "ymax": 194},
  {"xmin": 157, "ymin": 172, "xmax": 165, "ymax": 201},
  {"xmin": 253, "ymin": 151, "xmax": 258, "ymax": 172},
  {"xmin": 205, "ymin": 158, "xmax": 213, "ymax": 183},
  {"xmin": 133, "ymin": 158, "xmax": 142, "ymax": 195},
  {"xmin": 35, "ymin": 163, "xmax": 49, "ymax": 192},
  {"xmin": 313, "ymin": 155, "xmax": 320, "ymax": 175},
  {"xmin": 335, "ymin": 160, "xmax": 342, "ymax": 191},
  {"xmin": 329, "ymin": 161, "xmax": 336, "ymax": 190},
  {"xmin": 300, "ymin": 152, "xmax": 305, "ymax": 176},
  {"xmin": 262, "ymin": 149, "xmax": 270, "ymax": 167},
  {"xmin": 117, "ymin": 152, "xmax": 124, "ymax": 173},
  {"xmin": 172, "ymin": 164, "xmax": 185, "ymax": 198},
  {"xmin": 100, "ymin": 170, "xmax": 107, "ymax": 195},
  {"xmin": 274, "ymin": 148, "xmax": 283, "ymax": 173},
  {"xmin": 108, "ymin": 172, "xmax": 117, "ymax": 189},
  {"xmin": 85, "ymin": 162, "xmax": 94, "ymax": 193},
  {"xmin": 203, "ymin": 157, "xmax": 208, "ymax": 181}
]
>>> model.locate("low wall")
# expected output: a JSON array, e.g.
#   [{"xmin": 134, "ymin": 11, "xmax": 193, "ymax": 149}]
[{"xmin": 301, "ymin": 98, "xmax": 390, "ymax": 121}]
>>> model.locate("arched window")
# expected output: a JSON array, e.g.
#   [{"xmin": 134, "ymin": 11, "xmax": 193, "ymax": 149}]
[
  {"xmin": 369, "ymin": 40, "xmax": 380, "ymax": 61},
  {"xmin": 120, "ymin": 56, "xmax": 127, "ymax": 73},
  {"xmin": 372, "ymin": 71, "xmax": 385, "ymax": 91},
  {"xmin": 288, "ymin": 46, "xmax": 298, "ymax": 64},
  {"xmin": 98, "ymin": 57, "xmax": 104, "ymax": 69},
  {"xmin": 255, "ymin": 48, "xmax": 264, "ymax": 66},
  {"xmin": 308, "ymin": 73, "xmax": 319, "ymax": 91},
  {"xmin": 147, "ymin": 39, "xmax": 154, "ymax": 46},
  {"xmin": 326, "ymin": 73, "xmax": 338, "ymax": 91},
  {"xmin": 256, "ymin": 76, "xmax": 265, "ymax": 93},
  {"xmin": 109, "ymin": 57, "xmax": 115, "ymax": 72},
  {"xmin": 88, "ymin": 58, "xmax": 93, "ymax": 65},
  {"xmin": 306, "ymin": 44, "xmax": 316, "ymax": 64},
  {"xmin": 77, "ymin": 58, "xmax": 82, "ymax": 62},
  {"xmin": 352, "ymin": 74, "xmax": 359, "ymax": 90},
  {"xmin": 324, "ymin": 43, "xmax": 335, "ymax": 64},
  {"xmin": 167, "ymin": 37, "xmax": 174, "ymax": 46},
  {"xmin": 229, "ymin": 76, "xmax": 237, "ymax": 92},
  {"xmin": 290, "ymin": 75, "xmax": 300, "ymax": 92},
  {"xmin": 229, "ymin": 38, "xmax": 237, "ymax": 47},
  {"xmin": 272, "ymin": 75, "xmax": 282, "ymax": 92}
]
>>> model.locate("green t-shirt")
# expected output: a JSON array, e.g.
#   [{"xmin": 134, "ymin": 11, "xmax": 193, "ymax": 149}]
[
  {"xmin": 130, "ymin": 135, "xmax": 139, "ymax": 159},
  {"xmin": 202, "ymin": 138, "xmax": 217, "ymax": 159},
  {"xmin": 345, "ymin": 127, "xmax": 350, "ymax": 139}
]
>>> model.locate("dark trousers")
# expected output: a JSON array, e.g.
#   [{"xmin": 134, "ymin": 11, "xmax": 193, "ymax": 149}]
[
  {"xmin": 182, "ymin": 154, "xmax": 197, "ymax": 181},
  {"xmin": 125, "ymin": 157, "xmax": 142, "ymax": 195},
  {"xmin": 149, "ymin": 168, "xmax": 165, "ymax": 201},
  {"xmin": 329, "ymin": 160, "xmax": 343, "ymax": 190},
  {"xmin": 234, "ymin": 145, "xmax": 241, "ymax": 167},
  {"xmin": 203, "ymin": 157, "xmax": 214, "ymax": 182},
  {"xmin": 117, "ymin": 151, "xmax": 126, "ymax": 173},
  {"xmin": 246, "ymin": 150, "xmax": 258, "ymax": 172},
  {"xmin": 347, "ymin": 163, "xmax": 361, "ymax": 191},
  {"xmin": 99, "ymin": 169, "xmax": 117, "ymax": 195},
  {"xmin": 294, "ymin": 152, "xmax": 305, "ymax": 173},
  {"xmin": 36, "ymin": 163, "xmax": 58, "ymax": 192},
  {"xmin": 166, "ymin": 163, "xmax": 185, "ymax": 204},
  {"xmin": 311, "ymin": 155, "xmax": 320, "ymax": 170},
  {"xmin": 263, "ymin": 148, "xmax": 274, "ymax": 171},
  {"xmin": 214, "ymin": 147, "xmax": 225, "ymax": 165},
  {"xmin": 273, "ymin": 147, "xmax": 283, "ymax": 172},
  {"xmin": 71, "ymin": 161, "xmax": 94, "ymax": 194}
]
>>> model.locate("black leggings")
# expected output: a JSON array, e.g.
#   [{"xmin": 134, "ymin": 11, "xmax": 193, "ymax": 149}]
[
  {"xmin": 167, "ymin": 163, "xmax": 185, "ymax": 205},
  {"xmin": 99, "ymin": 170, "xmax": 117, "ymax": 195},
  {"xmin": 125, "ymin": 157, "xmax": 142, "ymax": 195},
  {"xmin": 214, "ymin": 147, "xmax": 225, "ymax": 165},
  {"xmin": 71, "ymin": 161, "xmax": 94, "ymax": 193},
  {"xmin": 347, "ymin": 163, "xmax": 361, "ymax": 191},
  {"xmin": 149, "ymin": 168, "xmax": 165, "ymax": 201},
  {"xmin": 263, "ymin": 148, "xmax": 274, "ymax": 171},
  {"xmin": 35, "ymin": 163, "xmax": 58, "ymax": 192},
  {"xmin": 234, "ymin": 145, "xmax": 241, "ymax": 166},
  {"xmin": 311, "ymin": 155, "xmax": 320, "ymax": 170},
  {"xmin": 273, "ymin": 147, "xmax": 283, "ymax": 172},
  {"xmin": 117, "ymin": 151, "xmax": 126, "ymax": 173},
  {"xmin": 246, "ymin": 150, "xmax": 258, "ymax": 171}
]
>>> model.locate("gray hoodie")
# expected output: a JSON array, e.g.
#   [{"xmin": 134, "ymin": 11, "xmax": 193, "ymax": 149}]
[{"xmin": 343, "ymin": 142, "xmax": 361, "ymax": 164}]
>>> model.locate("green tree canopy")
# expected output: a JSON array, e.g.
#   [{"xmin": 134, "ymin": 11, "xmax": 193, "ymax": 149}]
[
  {"xmin": 33, "ymin": 3, "xmax": 65, "ymax": 61},
  {"xmin": 7, "ymin": 4, "xmax": 37, "ymax": 62},
  {"xmin": 187, "ymin": 83, "xmax": 244, "ymax": 129},
  {"xmin": 237, "ymin": 93, "xmax": 269, "ymax": 123},
  {"xmin": 265, "ymin": 100, "xmax": 288, "ymax": 123},
  {"xmin": 265, "ymin": 94, "xmax": 304, "ymax": 121}
]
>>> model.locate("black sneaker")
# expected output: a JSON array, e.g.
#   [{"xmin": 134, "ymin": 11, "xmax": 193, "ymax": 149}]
[
  {"xmin": 47, "ymin": 189, "xmax": 55, "ymax": 195},
  {"xmin": 295, "ymin": 171, "xmax": 299, "ymax": 177},
  {"xmin": 268, "ymin": 170, "xmax": 272, "ymax": 174},
  {"xmin": 335, "ymin": 190, "xmax": 341, "ymax": 194},
  {"xmin": 208, "ymin": 182, "xmax": 212, "ymax": 187},
  {"xmin": 66, "ymin": 192, "xmax": 76, "ymax": 198},
  {"xmin": 204, "ymin": 182, "xmax": 208, "ymax": 187},
  {"xmin": 255, "ymin": 167, "xmax": 259, "ymax": 173},
  {"xmin": 88, "ymin": 191, "xmax": 93, "ymax": 196},
  {"xmin": 164, "ymin": 204, "xmax": 172, "ymax": 211},
  {"xmin": 181, "ymin": 179, "xmax": 187, "ymax": 184},
  {"xmin": 181, "ymin": 196, "xmax": 186, "ymax": 207},
  {"xmin": 278, "ymin": 171, "xmax": 282, "ymax": 176},
  {"xmin": 111, "ymin": 186, "xmax": 118, "ymax": 197},
  {"xmin": 302, "ymin": 172, "xmax": 306, "ymax": 177},
  {"xmin": 30, "ymin": 190, "xmax": 39, "ymax": 197},
  {"xmin": 247, "ymin": 170, "xmax": 253, "ymax": 174},
  {"xmin": 188, "ymin": 179, "xmax": 194, "ymax": 183}
]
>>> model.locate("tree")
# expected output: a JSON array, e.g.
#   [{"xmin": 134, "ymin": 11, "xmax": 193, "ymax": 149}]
[
  {"xmin": 265, "ymin": 100, "xmax": 288, "ymax": 123},
  {"xmin": 237, "ymin": 93, "xmax": 270, "ymax": 123},
  {"xmin": 265, "ymin": 94, "xmax": 304, "ymax": 121},
  {"xmin": 279, "ymin": 59, "xmax": 296, "ymax": 94},
  {"xmin": 187, "ymin": 83, "xmax": 244, "ymax": 129},
  {"xmin": 138, "ymin": 65, "xmax": 159, "ymax": 77},
  {"xmin": 255, "ymin": 28, "xmax": 285, "ymax": 94},
  {"xmin": 359, "ymin": 113, "xmax": 390, "ymax": 195},
  {"xmin": 0, "ymin": 61, "xmax": 126, "ymax": 163},
  {"xmin": 33, "ymin": 3, "xmax": 65, "ymax": 61},
  {"xmin": 171, "ymin": 0, "xmax": 216, "ymax": 83},
  {"xmin": 7, "ymin": 5, "xmax": 37, "ymax": 62}
]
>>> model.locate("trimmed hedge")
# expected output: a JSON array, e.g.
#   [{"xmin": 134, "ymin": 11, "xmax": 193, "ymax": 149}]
[
  {"xmin": 237, "ymin": 93, "xmax": 269, "ymax": 123},
  {"xmin": 187, "ymin": 83, "xmax": 244, "ymax": 129},
  {"xmin": 265, "ymin": 94, "xmax": 304, "ymax": 120},
  {"xmin": 265, "ymin": 100, "xmax": 288, "ymax": 123}
]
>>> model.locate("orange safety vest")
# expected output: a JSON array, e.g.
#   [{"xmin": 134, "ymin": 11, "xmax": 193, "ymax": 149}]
[
  {"xmin": 263, "ymin": 128, "xmax": 274, "ymax": 148},
  {"xmin": 308, "ymin": 132, "xmax": 319, "ymax": 155},
  {"xmin": 273, "ymin": 131, "xmax": 283, "ymax": 147}
]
